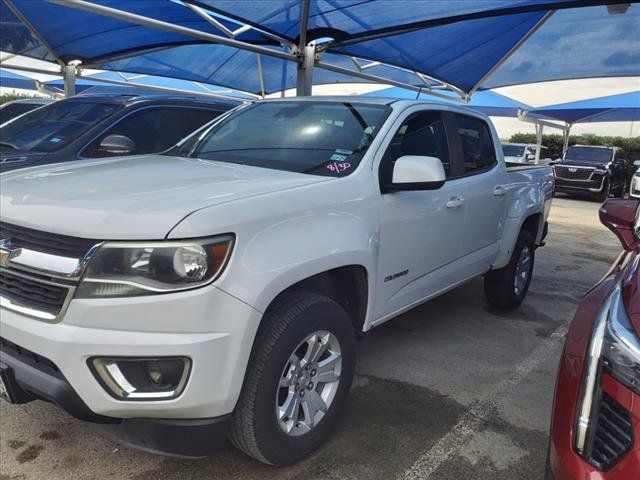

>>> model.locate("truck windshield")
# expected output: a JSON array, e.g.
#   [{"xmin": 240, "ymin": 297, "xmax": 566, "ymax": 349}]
[
  {"xmin": 0, "ymin": 100, "xmax": 119, "ymax": 153},
  {"xmin": 564, "ymin": 146, "xmax": 613, "ymax": 163},
  {"xmin": 190, "ymin": 101, "xmax": 389, "ymax": 177},
  {"xmin": 502, "ymin": 145, "xmax": 525, "ymax": 157}
]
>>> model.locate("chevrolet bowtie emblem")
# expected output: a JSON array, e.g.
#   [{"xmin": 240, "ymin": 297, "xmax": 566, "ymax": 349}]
[{"xmin": 0, "ymin": 242, "xmax": 21, "ymax": 268}]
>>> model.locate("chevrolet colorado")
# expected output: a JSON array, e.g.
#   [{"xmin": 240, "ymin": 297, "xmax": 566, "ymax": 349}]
[{"xmin": 0, "ymin": 97, "xmax": 553, "ymax": 465}]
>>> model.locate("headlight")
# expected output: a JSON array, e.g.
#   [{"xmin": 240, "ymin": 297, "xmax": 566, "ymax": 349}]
[
  {"xmin": 575, "ymin": 284, "xmax": 640, "ymax": 455},
  {"xmin": 76, "ymin": 235, "xmax": 234, "ymax": 298},
  {"xmin": 602, "ymin": 288, "xmax": 640, "ymax": 394}
]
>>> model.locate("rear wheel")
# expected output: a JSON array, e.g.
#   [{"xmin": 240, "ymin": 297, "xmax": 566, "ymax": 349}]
[
  {"xmin": 230, "ymin": 292, "xmax": 356, "ymax": 466},
  {"xmin": 484, "ymin": 230, "xmax": 535, "ymax": 309}
]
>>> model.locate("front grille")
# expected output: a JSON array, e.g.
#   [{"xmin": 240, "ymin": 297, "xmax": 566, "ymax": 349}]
[
  {"xmin": 0, "ymin": 269, "xmax": 69, "ymax": 317},
  {"xmin": 554, "ymin": 166, "xmax": 594, "ymax": 180},
  {"xmin": 0, "ymin": 222, "xmax": 98, "ymax": 259},
  {"xmin": 0, "ymin": 337, "xmax": 62, "ymax": 378},
  {"xmin": 588, "ymin": 392, "xmax": 634, "ymax": 470}
]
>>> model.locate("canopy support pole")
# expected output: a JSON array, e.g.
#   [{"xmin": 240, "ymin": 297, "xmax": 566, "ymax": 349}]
[
  {"xmin": 296, "ymin": 45, "xmax": 315, "ymax": 96},
  {"xmin": 563, "ymin": 124, "xmax": 572, "ymax": 154},
  {"xmin": 63, "ymin": 63, "xmax": 77, "ymax": 97},
  {"xmin": 295, "ymin": 0, "xmax": 312, "ymax": 96},
  {"xmin": 535, "ymin": 123, "xmax": 544, "ymax": 164}
]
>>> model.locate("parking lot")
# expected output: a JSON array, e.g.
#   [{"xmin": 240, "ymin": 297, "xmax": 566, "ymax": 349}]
[{"xmin": 0, "ymin": 196, "xmax": 620, "ymax": 480}]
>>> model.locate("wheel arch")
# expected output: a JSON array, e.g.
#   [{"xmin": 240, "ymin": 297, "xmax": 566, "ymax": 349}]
[{"xmin": 493, "ymin": 210, "xmax": 544, "ymax": 269}]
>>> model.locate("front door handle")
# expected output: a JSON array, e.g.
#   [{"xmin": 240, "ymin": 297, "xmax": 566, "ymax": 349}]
[
  {"xmin": 446, "ymin": 196, "xmax": 464, "ymax": 209},
  {"xmin": 493, "ymin": 186, "xmax": 507, "ymax": 197}
]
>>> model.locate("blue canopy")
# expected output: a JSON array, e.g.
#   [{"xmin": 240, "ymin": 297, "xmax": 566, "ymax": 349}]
[
  {"xmin": 529, "ymin": 91, "xmax": 640, "ymax": 123},
  {"xmin": 1, "ymin": 1, "xmax": 637, "ymax": 96},
  {"xmin": 0, "ymin": 68, "xmax": 36, "ymax": 90},
  {"xmin": 363, "ymin": 87, "xmax": 531, "ymax": 117},
  {"xmin": 43, "ymin": 71, "xmax": 255, "ymax": 100}
]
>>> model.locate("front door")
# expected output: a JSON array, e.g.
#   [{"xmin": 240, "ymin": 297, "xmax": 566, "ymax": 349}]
[{"xmin": 373, "ymin": 109, "xmax": 467, "ymax": 322}]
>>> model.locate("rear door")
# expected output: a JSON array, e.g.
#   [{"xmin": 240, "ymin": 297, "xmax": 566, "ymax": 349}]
[{"xmin": 444, "ymin": 112, "xmax": 506, "ymax": 270}]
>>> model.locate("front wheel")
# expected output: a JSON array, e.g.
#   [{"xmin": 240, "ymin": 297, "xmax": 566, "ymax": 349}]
[
  {"xmin": 230, "ymin": 292, "xmax": 356, "ymax": 466},
  {"xmin": 597, "ymin": 179, "xmax": 611, "ymax": 202},
  {"xmin": 484, "ymin": 230, "xmax": 535, "ymax": 309}
]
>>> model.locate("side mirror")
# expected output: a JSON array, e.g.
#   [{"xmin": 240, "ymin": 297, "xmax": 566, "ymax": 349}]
[
  {"xmin": 599, "ymin": 199, "xmax": 640, "ymax": 251},
  {"xmin": 98, "ymin": 134, "xmax": 136, "ymax": 155},
  {"xmin": 526, "ymin": 153, "xmax": 535, "ymax": 161},
  {"xmin": 386, "ymin": 155, "xmax": 446, "ymax": 192},
  {"xmin": 634, "ymin": 160, "xmax": 640, "ymax": 167}
]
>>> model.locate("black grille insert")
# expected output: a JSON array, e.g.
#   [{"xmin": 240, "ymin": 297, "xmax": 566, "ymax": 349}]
[
  {"xmin": 588, "ymin": 392, "xmax": 634, "ymax": 470},
  {"xmin": 554, "ymin": 166, "xmax": 594, "ymax": 180},
  {"xmin": 0, "ymin": 269, "xmax": 69, "ymax": 317},
  {"xmin": 0, "ymin": 337, "xmax": 62, "ymax": 378},
  {"xmin": 0, "ymin": 222, "xmax": 98, "ymax": 259}
]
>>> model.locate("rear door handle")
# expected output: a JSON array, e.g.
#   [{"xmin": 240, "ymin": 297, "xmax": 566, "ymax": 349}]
[
  {"xmin": 446, "ymin": 196, "xmax": 464, "ymax": 209},
  {"xmin": 493, "ymin": 186, "xmax": 507, "ymax": 197}
]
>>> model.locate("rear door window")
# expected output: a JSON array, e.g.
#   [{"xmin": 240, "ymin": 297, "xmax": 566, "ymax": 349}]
[
  {"xmin": 451, "ymin": 113, "xmax": 497, "ymax": 176},
  {"xmin": 82, "ymin": 107, "xmax": 222, "ymax": 158}
]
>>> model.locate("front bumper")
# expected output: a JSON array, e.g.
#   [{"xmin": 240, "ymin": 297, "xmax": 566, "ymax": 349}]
[
  {"xmin": 0, "ymin": 284, "xmax": 262, "ymax": 455},
  {"xmin": 0, "ymin": 338, "xmax": 230, "ymax": 457}
]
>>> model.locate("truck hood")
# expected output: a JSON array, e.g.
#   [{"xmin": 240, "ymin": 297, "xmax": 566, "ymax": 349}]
[{"xmin": 0, "ymin": 154, "xmax": 329, "ymax": 239}]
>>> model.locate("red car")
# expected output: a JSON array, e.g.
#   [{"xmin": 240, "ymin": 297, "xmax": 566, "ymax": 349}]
[{"xmin": 547, "ymin": 199, "xmax": 640, "ymax": 479}]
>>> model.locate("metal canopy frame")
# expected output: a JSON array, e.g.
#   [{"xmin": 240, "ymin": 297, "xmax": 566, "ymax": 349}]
[
  {"xmin": 518, "ymin": 109, "xmax": 573, "ymax": 158},
  {"xmin": 0, "ymin": 62, "xmax": 255, "ymax": 103},
  {"xmin": 7, "ymin": 0, "xmax": 627, "ymax": 101}
]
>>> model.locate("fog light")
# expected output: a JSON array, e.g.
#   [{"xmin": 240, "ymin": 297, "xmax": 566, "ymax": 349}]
[{"xmin": 90, "ymin": 357, "xmax": 191, "ymax": 400}]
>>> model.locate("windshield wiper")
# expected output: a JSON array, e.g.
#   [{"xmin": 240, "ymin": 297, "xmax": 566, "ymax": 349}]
[{"xmin": 0, "ymin": 141, "xmax": 19, "ymax": 150}]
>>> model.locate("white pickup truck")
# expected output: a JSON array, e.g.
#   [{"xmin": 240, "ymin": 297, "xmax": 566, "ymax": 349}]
[{"xmin": 0, "ymin": 97, "xmax": 553, "ymax": 465}]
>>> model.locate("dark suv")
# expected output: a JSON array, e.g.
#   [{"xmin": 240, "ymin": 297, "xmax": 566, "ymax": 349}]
[
  {"xmin": 553, "ymin": 145, "xmax": 631, "ymax": 201},
  {"xmin": 0, "ymin": 92, "xmax": 234, "ymax": 172}
]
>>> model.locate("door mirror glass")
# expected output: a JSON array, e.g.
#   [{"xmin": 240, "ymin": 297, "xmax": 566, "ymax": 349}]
[
  {"xmin": 97, "ymin": 134, "xmax": 136, "ymax": 155},
  {"xmin": 388, "ymin": 155, "xmax": 446, "ymax": 191}
]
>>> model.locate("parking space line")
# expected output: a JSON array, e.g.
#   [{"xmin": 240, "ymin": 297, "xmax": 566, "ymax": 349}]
[{"xmin": 400, "ymin": 323, "xmax": 569, "ymax": 480}]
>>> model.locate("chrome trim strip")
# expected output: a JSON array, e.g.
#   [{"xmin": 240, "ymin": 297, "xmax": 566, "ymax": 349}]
[
  {"xmin": 92, "ymin": 357, "xmax": 192, "ymax": 401},
  {"xmin": 574, "ymin": 286, "xmax": 617, "ymax": 454},
  {"xmin": 0, "ymin": 240, "xmax": 103, "ymax": 280}
]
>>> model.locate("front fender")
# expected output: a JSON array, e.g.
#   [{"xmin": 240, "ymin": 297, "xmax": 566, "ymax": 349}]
[
  {"xmin": 168, "ymin": 180, "xmax": 379, "ymax": 317},
  {"xmin": 229, "ymin": 209, "xmax": 377, "ymax": 314}
]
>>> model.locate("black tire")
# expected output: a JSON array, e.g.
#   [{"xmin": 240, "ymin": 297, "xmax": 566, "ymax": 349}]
[
  {"xmin": 484, "ymin": 230, "xmax": 535, "ymax": 309},
  {"xmin": 597, "ymin": 179, "xmax": 611, "ymax": 202},
  {"xmin": 229, "ymin": 292, "xmax": 356, "ymax": 466}
]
